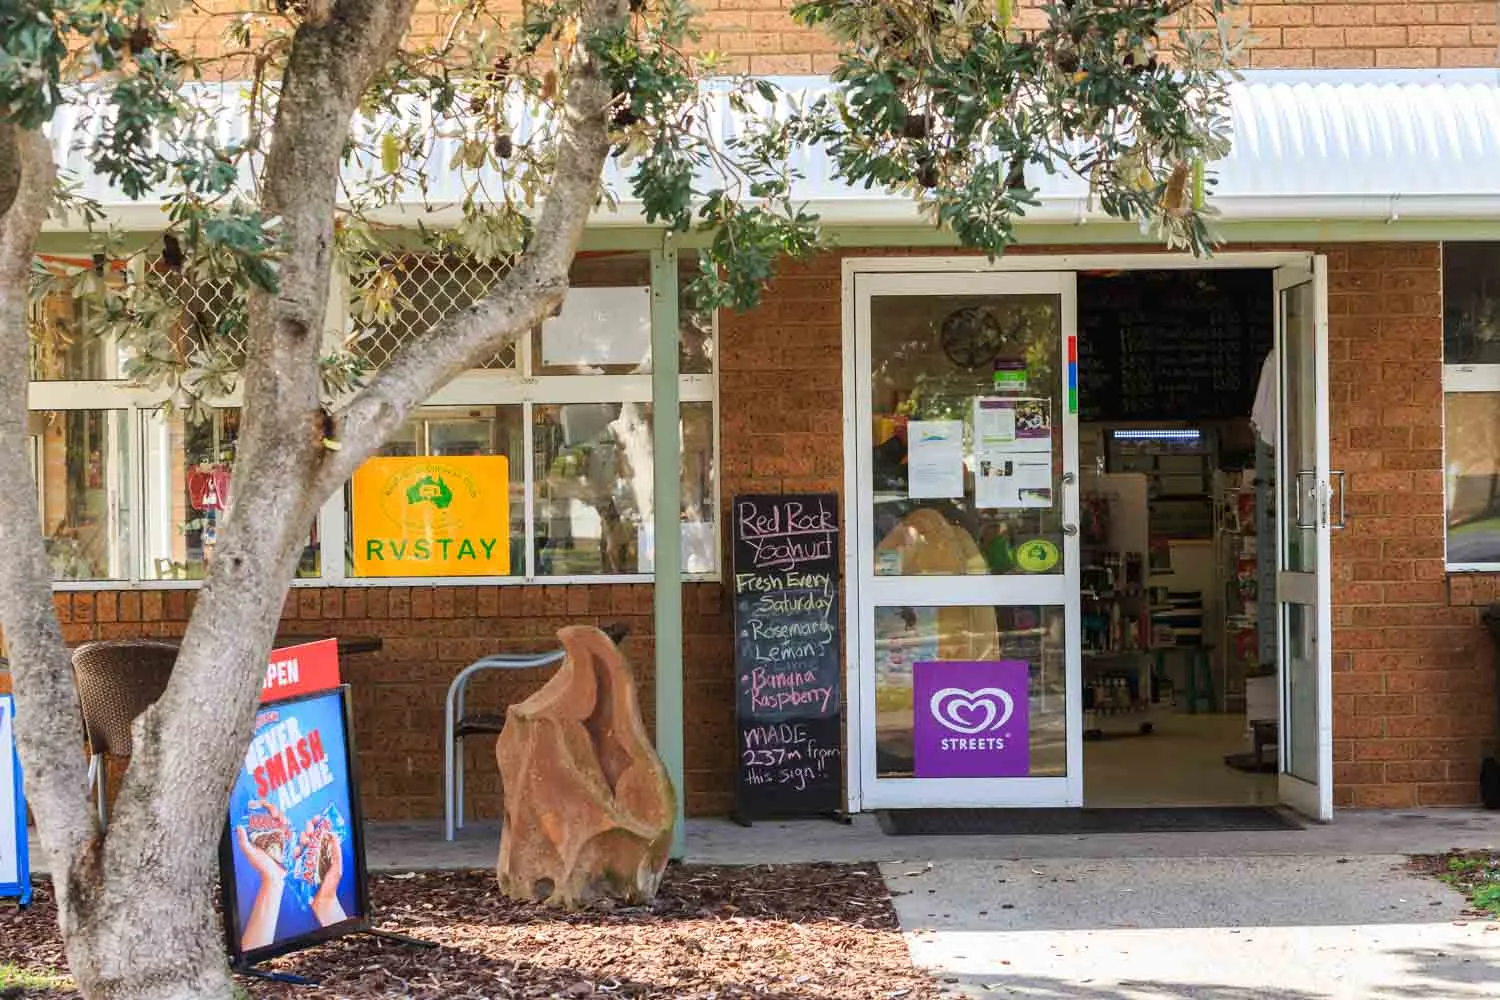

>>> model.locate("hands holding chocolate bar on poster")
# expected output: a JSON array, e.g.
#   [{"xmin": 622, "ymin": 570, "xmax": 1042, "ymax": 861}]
[{"xmin": 234, "ymin": 800, "xmax": 346, "ymax": 950}]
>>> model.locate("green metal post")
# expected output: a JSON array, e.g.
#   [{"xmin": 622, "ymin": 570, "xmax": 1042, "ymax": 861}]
[{"xmin": 649, "ymin": 244, "xmax": 686, "ymax": 858}]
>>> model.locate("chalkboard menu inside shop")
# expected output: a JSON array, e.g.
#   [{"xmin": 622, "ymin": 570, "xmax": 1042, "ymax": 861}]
[
  {"xmin": 731, "ymin": 494, "xmax": 843, "ymax": 822},
  {"xmin": 1077, "ymin": 270, "xmax": 1272, "ymax": 423}
]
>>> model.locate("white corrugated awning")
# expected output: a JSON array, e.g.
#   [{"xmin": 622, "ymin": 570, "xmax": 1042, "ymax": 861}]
[{"xmin": 42, "ymin": 68, "xmax": 1500, "ymax": 231}]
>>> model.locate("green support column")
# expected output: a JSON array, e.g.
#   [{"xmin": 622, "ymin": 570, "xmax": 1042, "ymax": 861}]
[{"xmin": 649, "ymin": 243, "xmax": 686, "ymax": 858}]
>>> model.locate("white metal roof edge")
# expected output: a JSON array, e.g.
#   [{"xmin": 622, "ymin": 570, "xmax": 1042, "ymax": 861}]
[{"xmin": 40, "ymin": 68, "xmax": 1500, "ymax": 232}]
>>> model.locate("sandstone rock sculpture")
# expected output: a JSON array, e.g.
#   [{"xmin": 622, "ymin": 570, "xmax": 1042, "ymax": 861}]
[{"xmin": 496, "ymin": 625, "xmax": 675, "ymax": 907}]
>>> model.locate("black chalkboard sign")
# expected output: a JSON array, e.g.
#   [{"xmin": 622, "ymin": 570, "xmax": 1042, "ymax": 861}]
[
  {"xmin": 731, "ymin": 494, "xmax": 843, "ymax": 822},
  {"xmin": 1078, "ymin": 270, "xmax": 1272, "ymax": 423}
]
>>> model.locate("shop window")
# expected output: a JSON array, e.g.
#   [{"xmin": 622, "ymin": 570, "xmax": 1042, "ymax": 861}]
[
  {"xmin": 533, "ymin": 402, "xmax": 716, "ymax": 576},
  {"xmin": 30, "ymin": 410, "xmax": 131, "ymax": 580},
  {"xmin": 346, "ymin": 404, "xmax": 526, "ymax": 578},
  {"xmin": 27, "ymin": 247, "xmax": 717, "ymax": 587},
  {"xmin": 29, "ymin": 261, "xmax": 129, "ymax": 381},
  {"xmin": 140, "ymin": 407, "xmax": 321, "ymax": 581},
  {"xmin": 1443, "ymin": 243, "xmax": 1500, "ymax": 568}
]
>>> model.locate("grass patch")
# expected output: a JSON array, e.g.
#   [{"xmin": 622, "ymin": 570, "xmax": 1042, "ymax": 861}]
[
  {"xmin": 0, "ymin": 960, "xmax": 70, "ymax": 990},
  {"xmin": 1435, "ymin": 853, "xmax": 1500, "ymax": 917}
]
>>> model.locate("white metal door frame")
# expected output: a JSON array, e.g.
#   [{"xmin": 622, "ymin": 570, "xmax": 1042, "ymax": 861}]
[
  {"xmin": 839, "ymin": 251, "xmax": 1332, "ymax": 817},
  {"xmin": 845, "ymin": 269, "xmax": 1082, "ymax": 811},
  {"xmin": 1273, "ymin": 258, "xmax": 1335, "ymax": 821}
]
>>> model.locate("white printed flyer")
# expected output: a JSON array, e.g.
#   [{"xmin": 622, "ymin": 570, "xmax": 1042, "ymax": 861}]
[
  {"xmin": 906, "ymin": 420, "xmax": 965, "ymax": 499},
  {"xmin": 974, "ymin": 398, "xmax": 1054, "ymax": 509}
]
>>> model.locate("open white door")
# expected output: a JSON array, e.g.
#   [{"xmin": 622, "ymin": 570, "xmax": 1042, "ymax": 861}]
[
  {"xmin": 849, "ymin": 269, "xmax": 1082, "ymax": 810},
  {"xmin": 1274, "ymin": 258, "xmax": 1336, "ymax": 821}
]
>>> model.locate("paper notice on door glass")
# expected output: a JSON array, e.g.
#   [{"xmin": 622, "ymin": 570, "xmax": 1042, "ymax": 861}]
[
  {"xmin": 975, "ymin": 398, "xmax": 1054, "ymax": 509},
  {"xmin": 907, "ymin": 420, "xmax": 965, "ymax": 499}
]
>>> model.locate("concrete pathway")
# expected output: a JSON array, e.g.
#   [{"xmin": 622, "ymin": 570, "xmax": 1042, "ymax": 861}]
[
  {"xmin": 884, "ymin": 855, "xmax": 1500, "ymax": 999},
  {"xmin": 360, "ymin": 809, "xmax": 1500, "ymax": 870}
]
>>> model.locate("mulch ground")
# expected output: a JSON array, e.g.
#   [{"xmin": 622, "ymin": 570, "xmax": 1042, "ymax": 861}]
[{"xmin": 0, "ymin": 864, "xmax": 936, "ymax": 999}]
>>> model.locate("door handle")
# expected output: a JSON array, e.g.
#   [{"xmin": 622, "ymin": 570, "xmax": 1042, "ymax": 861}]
[
  {"xmin": 1329, "ymin": 471, "xmax": 1347, "ymax": 531},
  {"xmin": 1063, "ymin": 523, "xmax": 1079, "ymax": 537},
  {"xmin": 1295, "ymin": 471, "xmax": 1317, "ymax": 530}
]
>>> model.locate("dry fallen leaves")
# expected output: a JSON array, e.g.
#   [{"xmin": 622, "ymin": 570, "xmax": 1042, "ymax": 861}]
[{"xmin": 1, "ymin": 864, "xmax": 938, "ymax": 1000}]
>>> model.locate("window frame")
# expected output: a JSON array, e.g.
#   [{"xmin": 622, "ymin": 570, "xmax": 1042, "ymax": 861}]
[
  {"xmin": 1442, "ymin": 362, "xmax": 1500, "ymax": 573},
  {"xmin": 1442, "ymin": 242, "xmax": 1500, "ymax": 572},
  {"xmin": 32, "ymin": 249, "xmax": 722, "ymax": 590}
]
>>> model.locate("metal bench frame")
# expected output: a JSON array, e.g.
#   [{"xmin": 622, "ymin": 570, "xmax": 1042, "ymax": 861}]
[
  {"xmin": 442, "ymin": 625, "xmax": 626, "ymax": 841},
  {"xmin": 443, "ymin": 649, "xmax": 565, "ymax": 842}
]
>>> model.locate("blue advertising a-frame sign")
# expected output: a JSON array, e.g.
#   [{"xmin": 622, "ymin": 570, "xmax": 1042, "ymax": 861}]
[{"xmin": 0, "ymin": 694, "xmax": 33, "ymax": 907}]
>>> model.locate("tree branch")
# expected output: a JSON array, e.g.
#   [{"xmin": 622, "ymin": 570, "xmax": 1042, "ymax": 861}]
[
  {"xmin": 320, "ymin": 0, "xmax": 629, "ymax": 491},
  {"xmin": 139, "ymin": 0, "xmax": 420, "ymax": 829},
  {"xmin": 0, "ymin": 127, "xmax": 98, "ymax": 877}
]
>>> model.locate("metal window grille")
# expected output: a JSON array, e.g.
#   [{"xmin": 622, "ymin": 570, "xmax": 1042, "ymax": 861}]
[
  {"xmin": 154, "ymin": 268, "xmax": 246, "ymax": 366},
  {"xmin": 350, "ymin": 254, "xmax": 518, "ymax": 371}
]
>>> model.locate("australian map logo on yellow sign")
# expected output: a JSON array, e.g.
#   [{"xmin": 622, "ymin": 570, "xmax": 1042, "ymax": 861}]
[{"xmin": 351, "ymin": 456, "xmax": 509, "ymax": 577}]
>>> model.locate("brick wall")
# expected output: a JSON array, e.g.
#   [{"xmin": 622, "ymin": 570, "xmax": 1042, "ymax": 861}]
[
  {"xmin": 1327, "ymin": 244, "xmax": 1493, "ymax": 808},
  {"xmin": 165, "ymin": 0, "xmax": 1498, "ymax": 72},
  {"xmin": 46, "ymin": 584, "xmax": 732, "ymax": 820}
]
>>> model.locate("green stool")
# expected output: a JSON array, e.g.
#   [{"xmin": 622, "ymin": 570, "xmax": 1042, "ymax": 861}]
[{"xmin": 1156, "ymin": 648, "xmax": 1215, "ymax": 714}]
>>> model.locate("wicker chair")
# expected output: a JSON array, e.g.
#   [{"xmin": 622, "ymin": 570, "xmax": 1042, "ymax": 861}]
[{"xmin": 71, "ymin": 640, "xmax": 177, "ymax": 828}]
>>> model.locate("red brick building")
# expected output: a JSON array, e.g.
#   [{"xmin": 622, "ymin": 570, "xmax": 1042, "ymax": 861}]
[{"xmin": 15, "ymin": 4, "xmax": 1500, "ymax": 830}]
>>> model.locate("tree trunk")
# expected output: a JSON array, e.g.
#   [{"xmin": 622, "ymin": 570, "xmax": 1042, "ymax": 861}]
[{"xmin": 0, "ymin": 2, "xmax": 625, "ymax": 996}]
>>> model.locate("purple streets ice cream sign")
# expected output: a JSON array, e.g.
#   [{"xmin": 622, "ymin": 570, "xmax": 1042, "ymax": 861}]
[{"xmin": 913, "ymin": 661, "xmax": 1030, "ymax": 778}]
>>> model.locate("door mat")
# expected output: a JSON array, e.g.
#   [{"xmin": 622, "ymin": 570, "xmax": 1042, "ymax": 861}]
[
  {"xmin": 876, "ymin": 806, "xmax": 1302, "ymax": 837},
  {"xmin": 1224, "ymin": 750, "xmax": 1279, "ymax": 774}
]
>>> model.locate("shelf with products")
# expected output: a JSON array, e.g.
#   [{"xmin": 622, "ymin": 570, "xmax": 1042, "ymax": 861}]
[
  {"xmin": 1215, "ymin": 441, "xmax": 1280, "ymax": 766},
  {"xmin": 1080, "ymin": 469, "xmax": 1167, "ymax": 738}
]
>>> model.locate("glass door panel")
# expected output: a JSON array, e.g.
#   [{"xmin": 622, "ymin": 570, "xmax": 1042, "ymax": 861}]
[
  {"xmin": 1274, "ymin": 260, "xmax": 1333, "ymax": 819},
  {"xmin": 854, "ymin": 270, "xmax": 1081, "ymax": 810}
]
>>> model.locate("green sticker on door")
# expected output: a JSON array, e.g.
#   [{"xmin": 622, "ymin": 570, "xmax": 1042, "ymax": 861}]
[{"xmin": 1015, "ymin": 539, "xmax": 1060, "ymax": 573}]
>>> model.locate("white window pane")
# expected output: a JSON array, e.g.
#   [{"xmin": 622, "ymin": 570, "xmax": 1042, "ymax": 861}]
[
  {"xmin": 31, "ymin": 409, "xmax": 130, "ymax": 580},
  {"xmin": 533, "ymin": 401, "xmax": 716, "ymax": 576},
  {"xmin": 30, "ymin": 280, "xmax": 129, "ymax": 381},
  {"xmin": 1445, "ymin": 391, "xmax": 1500, "ymax": 564},
  {"xmin": 1444, "ymin": 243, "xmax": 1500, "ymax": 365},
  {"xmin": 141, "ymin": 408, "xmax": 319, "ymax": 580},
  {"xmin": 347, "ymin": 404, "xmax": 525, "ymax": 577}
]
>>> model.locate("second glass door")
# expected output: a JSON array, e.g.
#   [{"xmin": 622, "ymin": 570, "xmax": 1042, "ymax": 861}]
[{"xmin": 854, "ymin": 270, "xmax": 1081, "ymax": 809}]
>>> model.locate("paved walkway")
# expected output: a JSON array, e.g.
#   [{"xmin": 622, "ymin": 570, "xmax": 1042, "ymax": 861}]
[
  {"xmin": 361, "ymin": 809, "xmax": 1500, "ymax": 869},
  {"xmin": 885, "ymin": 854, "xmax": 1499, "ymax": 999}
]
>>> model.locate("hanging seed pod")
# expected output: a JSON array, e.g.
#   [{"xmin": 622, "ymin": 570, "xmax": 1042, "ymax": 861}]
[
  {"xmin": 1162, "ymin": 160, "xmax": 1190, "ymax": 215},
  {"xmin": 901, "ymin": 112, "xmax": 931, "ymax": 140},
  {"xmin": 161, "ymin": 233, "xmax": 184, "ymax": 271},
  {"xmin": 380, "ymin": 133, "xmax": 401, "ymax": 174},
  {"xmin": 1005, "ymin": 153, "xmax": 1026, "ymax": 191},
  {"xmin": 494, "ymin": 133, "xmax": 514, "ymax": 159},
  {"xmin": 915, "ymin": 155, "xmax": 940, "ymax": 189},
  {"xmin": 127, "ymin": 24, "xmax": 154, "ymax": 55}
]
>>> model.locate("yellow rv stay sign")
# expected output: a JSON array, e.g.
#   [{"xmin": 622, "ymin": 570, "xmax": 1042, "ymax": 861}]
[{"xmin": 351, "ymin": 456, "xmax": 510, "ymax": 577}]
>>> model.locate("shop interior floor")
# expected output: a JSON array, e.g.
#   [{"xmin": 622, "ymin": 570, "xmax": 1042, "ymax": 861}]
[{"xmin": 1085, "ymin": 711, "xmax": 1279, "ymax": 807}]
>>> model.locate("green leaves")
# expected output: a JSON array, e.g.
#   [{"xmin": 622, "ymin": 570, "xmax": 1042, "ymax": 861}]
[
  {"xmin": 23, "ymin": 0, "xmax": 1243, "ymax": 415},
  {"xmin": 787, "ymin": 0, "xmax": 1241, "ymax": 258}
]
